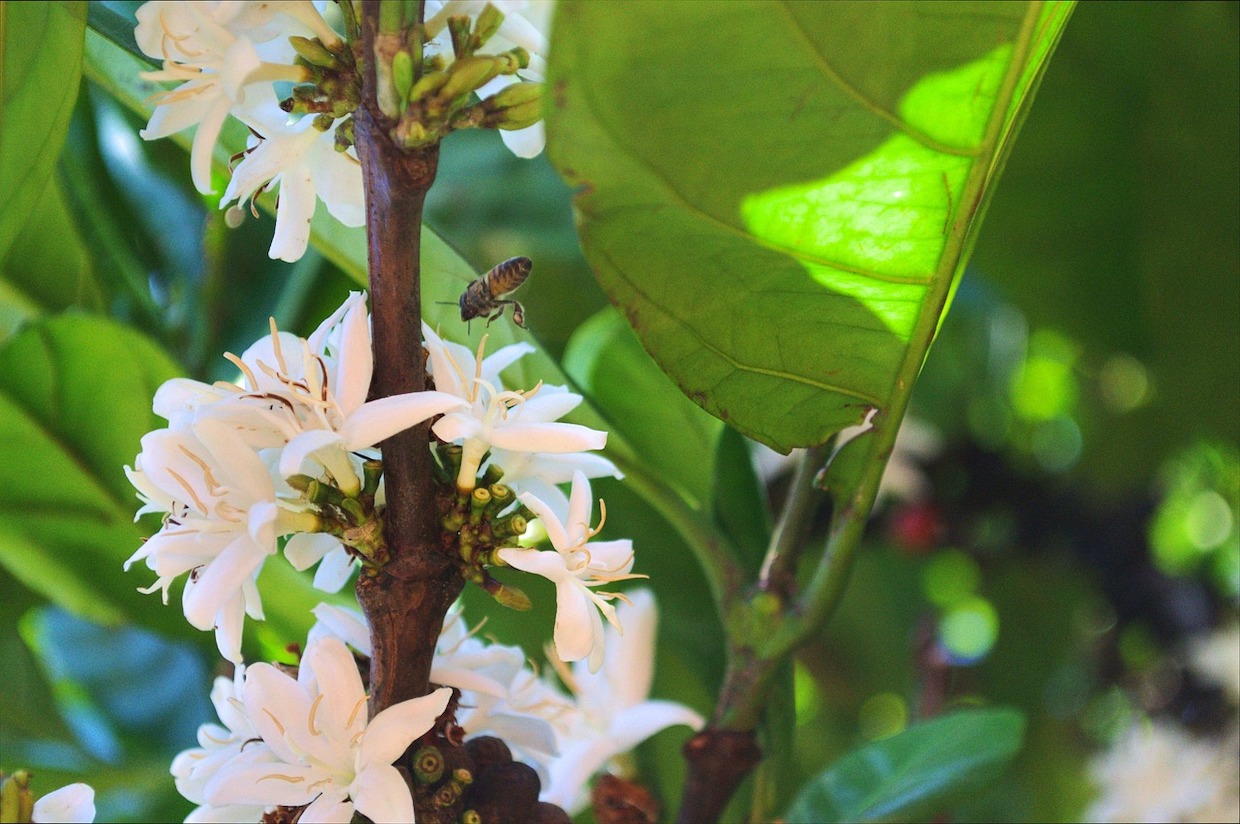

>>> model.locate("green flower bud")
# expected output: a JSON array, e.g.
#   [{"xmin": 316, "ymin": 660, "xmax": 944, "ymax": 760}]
[
  {"xmin": 473, "ymin": 3, "xmax": 505, "ymax": 47},
  {"xmin": 289, "ymin": 35, "xmax": 340, "ymax": 69},
  {"xmin": 481, "ymin": 82, "xmax": 544, "ymax": 130},
  {"xmin": 0, "ymin": 770, "xmax": 33, "ymax": 824},
  {"xmin": 392, "ymin": 49, "xmax": 415, "ymax": 103},
  {"xmin": 484, "ymin": 576, "xmax": 531, "ymax": 611},
  {"xmin": 488, "ymin": 483, "xmax": 514, "ymax": 508},
  {"xmin": 439, "ymin": 56, "xmax": 504, "ymax": 100}
]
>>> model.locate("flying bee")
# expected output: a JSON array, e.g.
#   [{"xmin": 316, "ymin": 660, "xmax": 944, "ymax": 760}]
[{"xmin": 458, "ymin": 256, "xmax": 532, "ymax": 328}]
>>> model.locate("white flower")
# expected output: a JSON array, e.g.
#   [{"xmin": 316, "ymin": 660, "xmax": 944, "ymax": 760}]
[
  {"xmin": 484, "ymin": 447, "xmax": 621, "ymax": 522},
  {"xmin": 307, "ymin": 602, "xmax": 372, "ymax": 657},
  {"xmin": 434, "ymin": 608, "xmax": 564, "ymax": 775},
  {"xmin": 206, "ymin": 636, "xmax": 452, "ymax": 823},
  {"xmin": 422, "ymin": 325, "xmax": 606, "ymax": 491},
  {"xmin": 1189, "ymin": 623, "xmax": 1240, "ymax": 706},
  {"xmin": 135, "ymin": 2, "xmax": 313, "ymax": 193},
  {"xmin": 497, "ymin": 472, "xmax": 642, "ymax": 671},
  {"xmin": 124, "ymin": 420, "xmax": 308, "ymax": 662},
  {"xmin": 172, "ymin": 667, "xmax": 269, "ymax": 823},
  {"xmin": 541, "ymin": 589, "xmax": 704, "ymax": 815},
  {"xmin": 1086, "ymin": 720, "xmax": 1240, "ymax": 823},
  {"xmin": 31, "ymin": 783, "xmax": 95, "ymax": 823},
  {"xmin": 424, "ymin": 1, "xmax": 554, "ymax": 157},
  {"xmin": 223, "ymin": 102, "xmax": 364, "ymax": 262}
]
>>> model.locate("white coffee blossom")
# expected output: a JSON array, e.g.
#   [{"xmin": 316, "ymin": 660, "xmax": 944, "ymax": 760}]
[
  {"xmin": 542, "ymin": 589, "xmax": 703, "ymax": 814},
  {"xmin": 498, "ymin": 472, "xmax": 643, "ymax": 671},
  {"xmin": 205, "ymin": 636, "xmax": 452, "ymax": 823},
  {"xmin": 171, "ymin": 667, "xmax": 269, "ymax": 823},
  {"xmin": 1085, "ymin": 719, "xmax": 1240, "ymax": 823},
  {"xmin": 422, "ymin": 325, "xmax": 608, "ymax": 492}
]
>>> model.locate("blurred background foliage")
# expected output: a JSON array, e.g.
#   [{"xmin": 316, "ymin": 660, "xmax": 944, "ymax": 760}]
[{"xmin": 1, "ymin": 2, "xmax": 1237, "ymax": 822}]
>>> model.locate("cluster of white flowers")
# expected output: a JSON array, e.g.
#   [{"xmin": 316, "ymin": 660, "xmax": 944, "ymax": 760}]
[
  {"xmin": 125, "ymin": 292, "xmax": 638, "ymax": 670},
  {"xmin": 136, "ymin": 0, "xmax": 552, "ymax": 262},
  {"xmin": 178, "ymin": 591, "xmax": 701, "ymax": 820},
  {"xmin": 124, "ymin": 293, "xmax": 465, "ymax": 661}
]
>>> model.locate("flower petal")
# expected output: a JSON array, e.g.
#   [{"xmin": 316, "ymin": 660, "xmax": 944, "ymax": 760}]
[
  {"xmin": 312, "ymin": 547, "xmax": 356, "ymax": 593},
  {"xmin": 284, "ymin": 532, "xmax": 339, "ymax": 571},
  {"xmin": 514, "ymin": 492, "xmax": 570, "ymax": 552},
  {"xmin": 350, "ymin": 764, "xmax": 415, "ymax": 824},
  {"xmin": 359, "ymin": 688, "xmax": 452, "ymax": 768},
  {"xmin": 31, "ymin": 783, "xmax": 95, "ymax": 823},
  {"xmin": 341, "ymin": 392, "xmax": 468, "ymax": 449},
  {"xmin": 487, "ymin": 422, "xmax": 606, "ymax": 454},
  {"xmin": 299, "ymin": 792, "xmax": 353, "ymax": 824}
]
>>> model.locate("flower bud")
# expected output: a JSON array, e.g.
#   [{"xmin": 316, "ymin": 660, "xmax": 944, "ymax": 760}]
[
  {"xmin": 470, "ymin": 486, "xmax": 492, "ymax": 515},
  {"xmin": 438, "ymin": 56, "xmax": 504, "ymax": 100},
  {"xmin": 0, "ymin": 770, "xmax": 33, "ymax": 824},
  {"xmin": 473, "ymin": 3, "xmax": 505, "ymax": 47},
  {"xmin": 483, "ymin": 575, "xmax": 531, "ymax": 611},
  {"xmin": 412, "ymin": 745, "xmax": 445, "ymax": 784},
  {"xmin": 392, "ymin": 50, "xmax": 414, "ymax": 103},
  {"xmin": 482, "ymin": 82, "xmax": 544, "ymax": 131},
  {"xmin": 487, "ymin": 483, "xmax": 514, "ymax": 509},
  {"xmin": 289, "ymin": 35, "xmax": 341, "ymax": 69}
]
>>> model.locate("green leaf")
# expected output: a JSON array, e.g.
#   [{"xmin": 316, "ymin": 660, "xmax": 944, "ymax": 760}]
[
  {"xmin": 564, "ymin": 307, "xmax": 723, "ymax": 509},
  {"xmin": 0, "ymin": 577, "xmax": 73, "ymax": 743},
  {"xmin": 0, "ymin": 1, "xmax": 86, "ymax": 261},
  {"xmin": 0, "ymin": 175, "xmax": 101, "ymax": 336},
  {"xmin": 783, "ymin": 707, "xmax": 1026, "ymax": 823},
  {"xmin": 712, "ymin": 425, "xmax": 772, "ymax": 577},
  {"xmin": 0, "ymin": 315, "xmax": 182, "ymax": 628},
  {"xmin": 548, "ymin": 1, "xmax": 1073, "ymax": 452}
]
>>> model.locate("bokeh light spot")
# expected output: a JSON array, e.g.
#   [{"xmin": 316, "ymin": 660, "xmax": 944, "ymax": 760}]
[
  {"xmin": 1099, "ymin": 354, "xmax": 1151, "ymax": 413},
  {"xmin": 939, "ymin": 596, "xmax": 999, "ymax": 664},
  {"xmin": 858, "ymin": 692, "xmax": 908, "ymax": 741},
  {"xmin": 1031, "ymin": 415, "xmax": 1083, "ymax": 473},
  {"xmin": 793, "ymin": 661, "xmax": 822, "ymax": 727},
  {"xmin": 922, "ymin": 548, "xmax": 981, "ymax": 607},
  {"xmin": 1185, "ymin": 491, "xmax": 1234, "ymax": 550}
]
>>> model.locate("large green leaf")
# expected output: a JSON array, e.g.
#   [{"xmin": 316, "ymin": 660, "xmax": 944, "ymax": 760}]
[
  {"xmin": 0, "ymin": 1, "xmax": 86, "ymax": 261},
  {"xmin": 783, "ymin": 707, "xmax": 1026, "ymax": 823},
  {"xmin": 548, "ymin": 1, "xmax": 1073, "ymax": 452}
]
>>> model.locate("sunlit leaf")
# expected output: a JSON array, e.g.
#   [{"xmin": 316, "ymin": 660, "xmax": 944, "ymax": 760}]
[
  {"xmin": 783, "ymin": 707, "xmax": 1026, "ymax": 823},
  {"xmin": 548, "ymin": 1, "xmax": 1073, "ymax": 452},
  {"xmin": 0, "ymin": 1, "xmax": 86, "ymax": 260}
]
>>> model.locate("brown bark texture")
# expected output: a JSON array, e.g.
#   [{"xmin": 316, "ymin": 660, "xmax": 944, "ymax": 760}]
[{"xmin": 354, "ymin": 1, "xmax": 462, "ymax": 718}]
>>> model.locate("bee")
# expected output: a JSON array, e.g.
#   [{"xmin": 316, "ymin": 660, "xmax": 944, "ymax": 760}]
[{"xmin": 459, "ymin": 256, "xmax": 532, "ymax": 328}]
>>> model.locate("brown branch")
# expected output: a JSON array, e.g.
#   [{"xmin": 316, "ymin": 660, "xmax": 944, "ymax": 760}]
[
  {"xmin": 354, "ymin": 0, "xmax": 461, "ymax": 718},
  {"xmin": 676, "ymin": 730, "xmax": 762, "ymax": 824}
]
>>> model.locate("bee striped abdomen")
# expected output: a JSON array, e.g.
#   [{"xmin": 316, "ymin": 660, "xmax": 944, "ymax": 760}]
[{"xmin": 460, "ymin": 256, "xmax": 532, "ymax": 328}]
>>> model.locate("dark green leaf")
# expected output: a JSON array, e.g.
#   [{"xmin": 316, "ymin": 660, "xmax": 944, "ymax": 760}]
[
  {"xmin": 548, "ymin": 1, "xmax": 1073, "ymax": 452},
  {"xmin": 783, "ymin": 707, "xmax": 1026, "ymax": 823},
  {"xmin": 0, "ymin": 1, "xmax": 86, "ymax": 260},
  {"xmin": 712, "ymin": 425, "xmax": 772, "ymax": 576}
]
